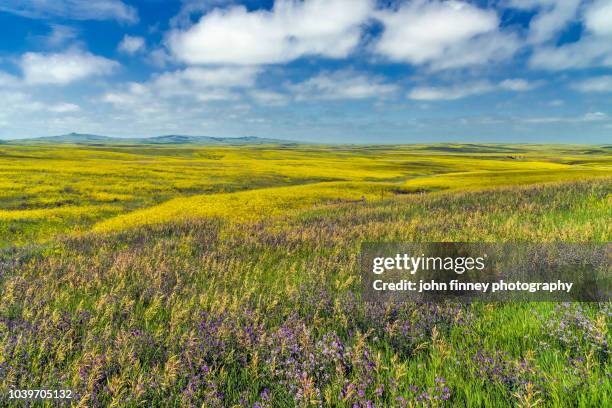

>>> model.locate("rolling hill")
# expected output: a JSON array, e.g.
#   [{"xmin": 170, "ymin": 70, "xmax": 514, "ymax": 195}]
[{"xmin": 2, "ymin": 132, "xmax": 297, "ymax": 146}]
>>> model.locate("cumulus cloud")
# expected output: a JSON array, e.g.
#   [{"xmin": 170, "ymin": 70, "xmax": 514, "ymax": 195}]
[
  {"xmin": 164, "ymin": 0, "xmax": 607, "ymax": 75},
  {"xmin": 167, "ymin": 0, "xmax": 374, "ymax": 65},
  {"xmin": 20, "ymin": 49, "xmax": 119, "ymax": 85},
  {"xmin": 118, "ymin": 35, "xmax": 145, "ymax": 54},
  {"xmin": 583, "ymin": 0, "xmax": 612, "ymax": 37},
  {"xmin": 0, "ymin": 91, "xmax": 38, "ymax": 110},
  {"xmin": 103, "ymin": 66, "xmax": 259, "ymax": 109},
  {"xmin": 529, "ymin": 40, "xmax": 612, "ymax": 70},
  {"xmin": 98, "ymin": 66, "xmax": 272, "ymax": 136},
  {"xmin": 0, "ymin": 0, "xmax": 138, "ymax": 23},
  {"xmin": 39, "ymin": 24, "xmax": 79, "ymax": 48},
  {"xmin": 0, "ymin": 71, "xmax": 20, "ymax": 87},
  {"xmin": 507, "ymin": 0, "xmax": 582, "ymax": 44},
  {"xmin": 572, "ymin": 76, "xmax": 612, "ymax": 92},
  {"xmin": 374, "ymin": 0, "xmax": 519, "ymax": 70},
  {"xmin": 529, "ymin": 0, "xmax": 612, "ymax": 70},
  {"xmin": 0, "ymin": 91, "xmax": 80, "ymax": 114},
  {"xmin": 0, "ymin": 90, "xmax": 96, "ymax": 139},
  {"xmin": 289, "ymin": 70, "xmax": 398, "ymax": 100},
  {"xmin": 147, "ymin": 48, "xmax": 173, "ymax": 68},
  {"xmin": 154, "ymin": 66, "xmax": 259, "ymax": 89},
  {"xmin": 408, "ymin": 78, "xmax": 538, "ymax": 100}
]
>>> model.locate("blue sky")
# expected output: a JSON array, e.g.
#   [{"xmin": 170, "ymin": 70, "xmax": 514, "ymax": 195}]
[{"xmin": 0, "ymin": 0, "xmax": 611, "ymax": 143}]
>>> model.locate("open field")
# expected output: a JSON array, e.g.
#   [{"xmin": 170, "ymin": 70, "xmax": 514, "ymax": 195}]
[
  {"xmin": 0, "ymin": 143, "xmax": 611, "ymax": 407},
  {"xmin": 0, "ymin": 143, "xmax": 610, "ymax": 246}
]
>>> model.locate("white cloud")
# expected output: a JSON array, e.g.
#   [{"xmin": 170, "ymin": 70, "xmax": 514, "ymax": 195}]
[
  {"xmin": 408, "ymin": 78, "xmax": 538, "ymax": 101},
  {"xmin": 499, "ymin": 78, "xmax": 540, "ymax": 91},
  {"xmin": 522, "ymin": 116, "xmax": 562, "ymax": 124},
  {"xmin": 42, "ymin": 24, "xmax": 78, "ymax": 47},
  {"xmin": 102, "ymin": 83, "xmax": 167, "ymax": 115},
  {"xmin": 507, "ymin": 0, "xmax": 581, "ymax": 44},
  {"xmin": 170, "ymin": 0, "xmax": 241, "ymax": 28},
  {"xmin": 584, "ymin": 0, "xmax": 612, "ymax": 37},
  {"xmin": 48, "ymin": 102, "xmax": 81, "ymax": 113},
  {"xmin": 0, "ymin": 91, "xmax": 80, "ymax": 114},
  {"xmin": 103, "ymin": 66, "xmax": 259, "ymax": 109},
  {"xmin": 523, "ymin": 111, "xmax": 609, "ymax": 123},
  {"xmin": 148, "ymin": 48, "xmax": 173, "ymax": 68},
  {"xmin": 102, "ymin": 85, "xmax": 148, "ymax": 107},
  {"xmin": 374, "ymin": 0, "xmax": 519, "ymax": 70},
  {"xmin": 20, "ymin": 49, "xmax": 119, "ymax": 85},
  {"xmin": 154, "ymin": 66, "xmax": 259, "ymax": 90},
  {"xmin": 582, "ymin": 111, "xmax": 609, "ymax": 121},
  {"xmin": 408, "ymin": 81, "xmax": 494, "ymax": 101},
  {"xmin": 0, "ymin": 0, "xmax": 138, "ymax": 23},
  {"xmin": 530, "ymin": 39, "xmax": 612, "ymax": 70},
  {"xmin": 572, "ymin": 76, "xmax": 612, "ymax": 92},
  {"xmin": 529, "ymin": 0, "xmax": 612, "ymax": 70},
  {"xmin": 289, "ymin": 70, "xmax": 398, "ymax": 100},
  {"xmin": 250, "ymin": 90, "xmax": 289, "ymax": 106},
  {"xmin": 0, "ymin": 91, "xmax": 35, "ymax": 110},
  {"xmin": 118, "ymin": 35, "xmax": 145, "ymax": 54},
  {"xmin": 0, "ymin": 71, "xmax": 20, "ymax": 87},
  {"xmin": 194, "ymin": 89, "xmax": 241, "ymax": 102},
  {"xmin": 167, "ymin": 0, "xmax": 373, "ymax": 65}
]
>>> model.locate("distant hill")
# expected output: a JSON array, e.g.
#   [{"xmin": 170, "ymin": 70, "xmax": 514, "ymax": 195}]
[{"xmin": 3, "ymin": 133, "xmax": 298, "ymax": 146}]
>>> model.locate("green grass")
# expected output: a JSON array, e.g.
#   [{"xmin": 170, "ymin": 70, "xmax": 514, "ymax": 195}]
[
  {"xmin": 0, "ymin": 143, "xmax": 610, "ymax": 246},
  {"xmin": 0, "ymin": 143, "xmax": 610, "ymax": 407}
]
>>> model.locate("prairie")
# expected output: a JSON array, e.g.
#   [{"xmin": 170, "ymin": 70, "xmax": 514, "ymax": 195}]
[
  {"xmin": 0, "ymin": 143, "xmax": 609, "ymax": 246},
  {"xmin": 0, "ymin": 143, "xmax": 610, "ymax": 407}
]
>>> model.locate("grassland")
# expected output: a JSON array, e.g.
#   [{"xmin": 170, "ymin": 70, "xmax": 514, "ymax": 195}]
[
  {"xmin": 0, "ymin": 143, "xmax": 611, "ymax": 407},
  {"xmin": 1, "ymin": 143, "xmax": 609, "ymax": 246}
]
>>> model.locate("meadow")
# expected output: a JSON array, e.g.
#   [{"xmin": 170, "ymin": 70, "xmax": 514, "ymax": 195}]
[
  {"xmin": 0, "ymin": 143, "xmax": 611, "ymax": 407},
  {"xmin": 0, "ymin": 143, "xmax": 609, "ymax": 246}
]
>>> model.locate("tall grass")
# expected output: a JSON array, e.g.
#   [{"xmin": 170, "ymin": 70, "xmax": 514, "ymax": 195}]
[{"xmin": 1, "ymin": 179, "xmax": 610, "ymax": 407}]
